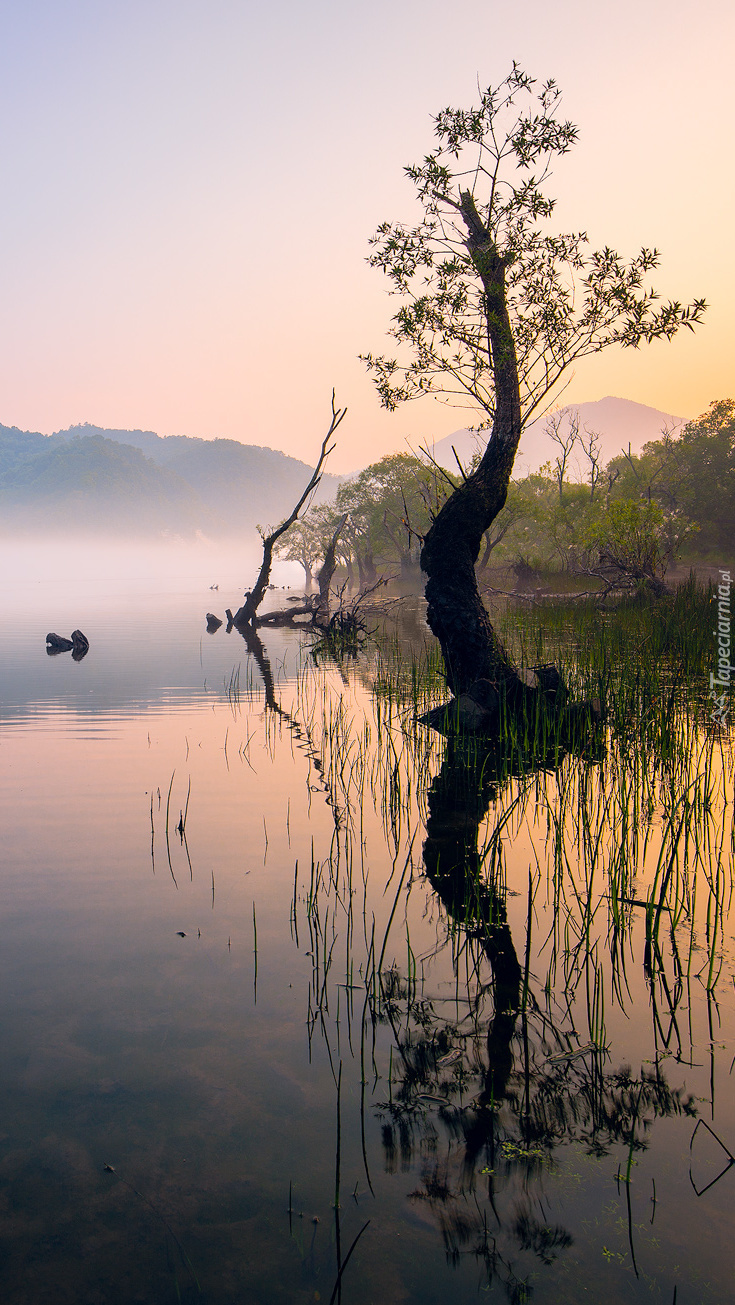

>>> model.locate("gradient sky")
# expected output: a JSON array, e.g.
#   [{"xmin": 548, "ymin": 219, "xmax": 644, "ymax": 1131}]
[{"xmin": 0, "ymin": 0, "xmax": 732, "ymax": 471}]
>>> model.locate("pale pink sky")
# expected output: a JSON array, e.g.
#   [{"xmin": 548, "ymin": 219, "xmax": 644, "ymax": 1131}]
[{"xmin": 0, "ymin": 0, "xmax": 731, "ymax": 471}]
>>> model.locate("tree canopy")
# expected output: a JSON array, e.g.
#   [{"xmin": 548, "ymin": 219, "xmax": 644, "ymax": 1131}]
[{"xmin": 362, "ymin": 64, "xmax": 706, "ymax": 432}]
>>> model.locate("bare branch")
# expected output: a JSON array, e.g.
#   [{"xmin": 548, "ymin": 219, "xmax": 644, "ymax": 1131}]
[
  {"xmin": 234, "ymin": 393, "xmax": 346, "ymax": 627},
  {"xmin": 451, "ymin": 445, "xmax": 470, "ymax": 482}
]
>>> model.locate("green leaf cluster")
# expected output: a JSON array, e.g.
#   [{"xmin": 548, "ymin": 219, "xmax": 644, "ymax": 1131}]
[{"xmin": 362, "ymin": 66, "xmax": 705, "ymax": 430}]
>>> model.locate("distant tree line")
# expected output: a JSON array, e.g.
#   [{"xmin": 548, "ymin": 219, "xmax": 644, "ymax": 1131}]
[{"xmin": 279, "ymin": 400, "xmax": 734, "ymax": 593}]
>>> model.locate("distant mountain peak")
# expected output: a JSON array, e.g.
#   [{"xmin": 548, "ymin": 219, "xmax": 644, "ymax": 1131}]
[{"xmin": 429, "ymin": 397, "xmax": 684, "ymax": 476}]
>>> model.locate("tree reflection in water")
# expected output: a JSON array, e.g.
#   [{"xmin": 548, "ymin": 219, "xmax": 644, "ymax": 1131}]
[
  {"xmin": 374, "ymin": 732, "xmax": 697, "ymax": 1300},
  {"xmin": 228, "ymin": 620, "xmax": 720, "ymax": 1300}
]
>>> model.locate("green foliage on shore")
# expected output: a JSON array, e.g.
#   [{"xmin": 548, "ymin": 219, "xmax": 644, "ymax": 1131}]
[{"xmin": 311, "ymin": 400, "xmax": 733, "ymax": 589}]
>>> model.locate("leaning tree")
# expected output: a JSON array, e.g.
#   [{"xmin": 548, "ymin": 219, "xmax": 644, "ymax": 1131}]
[{"xmin": 363, "ymin": 65, "xmax": 705, "ymax": 696}]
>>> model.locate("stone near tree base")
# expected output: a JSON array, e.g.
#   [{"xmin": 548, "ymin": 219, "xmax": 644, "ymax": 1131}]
[
  {"xmin": 466, "ymin": 678, "xmax": 500, "ymax": 710},
  {"xmin": 517, "ymin": 667, "xmax": 538, "ymax": 689},
  {"xmin": 455, "ymin": 692, "xmax": 496, "ymax": 731},
  {"xmin": 418, "ymin": 665, "xmax": 595, "ymax": 737},
  {"xmin": 420, "ymin": 677, "xmax": 500, "ymax": 734},
  {"xmin": 533, "ymin": 663, "xmax": 565, "ymax": 697},
  {"xmin": 566, "ymin": 696, "xmax": 603, "ymax": 726}
]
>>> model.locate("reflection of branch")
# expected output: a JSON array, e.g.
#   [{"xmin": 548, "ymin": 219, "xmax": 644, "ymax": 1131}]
[
  {"xmin": 233, "ymin": 622, "xmax": 280, "ymax": 712},
  {"xmin": 328, "ymin": 1220, "xmax": 371, "ymax": 1305},
  {"xmin": 689, "ymin": 1118, "xmax": 735, "ymax": 1196},
  {"xmin": 231, "ymin": 621, "xmax": 343, "ymax": 824}
]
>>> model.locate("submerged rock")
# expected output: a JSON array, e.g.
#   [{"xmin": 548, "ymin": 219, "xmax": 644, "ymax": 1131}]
[
  {"xmin": 533, "ymin": 663, "xmax": 565, "ymax": 698},
  {"xmin": 206, "ymin": 613, "xmax": 223, "ymax": 632}
]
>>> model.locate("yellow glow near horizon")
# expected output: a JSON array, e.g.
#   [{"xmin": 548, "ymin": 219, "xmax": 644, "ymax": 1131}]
[{"xmin": 0, "ymin": 0, "xmax": 731, "ymax": 472}]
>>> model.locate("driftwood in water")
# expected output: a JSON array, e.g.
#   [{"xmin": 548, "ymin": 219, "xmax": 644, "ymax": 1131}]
[
  {"xmin": 254, "ymin": 511, "xmax": 350, "ymax": 631},
  {"xmin": 255, "ymin": 602, "xmax": 316, "ymax": 627},
  {"xmin": 233, "ymin": 393, "xmax": 346, "ymax": 630}
]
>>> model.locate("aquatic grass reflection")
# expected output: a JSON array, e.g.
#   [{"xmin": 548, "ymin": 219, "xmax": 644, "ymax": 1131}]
[
  {"xmin": 258, "ymin": 582, "xmax": 733, "ymax": 1298},
  {"xmin": 137, "ymin": 575, "xmax": 733, "ymax": 1300}
]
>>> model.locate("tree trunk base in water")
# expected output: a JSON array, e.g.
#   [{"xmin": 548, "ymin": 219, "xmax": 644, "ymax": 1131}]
[{"xmin": 420, "ymin": 663, "xmax": 602, "ymax": 741}]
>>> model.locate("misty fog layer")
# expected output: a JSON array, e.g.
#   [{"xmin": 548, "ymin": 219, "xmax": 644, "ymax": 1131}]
[{"xmin": 0, "ymin": 537, "xmax": 302, "ymax": 718}]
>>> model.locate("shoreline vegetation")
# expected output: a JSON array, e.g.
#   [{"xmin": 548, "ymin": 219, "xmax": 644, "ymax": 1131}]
[{"xmin": 277, "ymin": 397, "xmax": 733, "ymax": 606}]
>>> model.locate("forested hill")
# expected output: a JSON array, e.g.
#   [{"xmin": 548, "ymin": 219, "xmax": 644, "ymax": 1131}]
[{"xmin": 0, "ymin": 422, "xmax": 340, "ymax": 536}]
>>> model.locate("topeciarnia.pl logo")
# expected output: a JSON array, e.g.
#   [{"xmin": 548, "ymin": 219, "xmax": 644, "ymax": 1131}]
[{"xmin": 710, "ymin": 568, "xmax": 732, "ymax": 725}]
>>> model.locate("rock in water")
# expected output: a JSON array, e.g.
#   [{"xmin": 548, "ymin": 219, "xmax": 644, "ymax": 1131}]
[
  {"xmin": 46, "ymin": 633, "xmax": 74, "ymax": 652},
  {"xmin": 206, "ymin": 613, "xmax": 223, "ymax": 632},
  {"xmin": 71, "ymin": 630, "xmax": 90, "ymax": 661}
]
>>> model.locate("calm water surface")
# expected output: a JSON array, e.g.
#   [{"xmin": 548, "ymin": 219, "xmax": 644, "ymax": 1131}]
[{"xmin": 0, "ymin": 541, "xmax": 732, "ymax": 1303}]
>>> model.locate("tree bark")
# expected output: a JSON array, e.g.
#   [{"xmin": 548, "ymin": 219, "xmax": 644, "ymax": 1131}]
[
  {"xmin": 355, "ymin": 546, "xmax": 377, "ymax": 587},
  {"xmin": 420, "ymin": 192, "xmax": 523, "ymax": 696},
  {"xmin": 314, "ymin": 513, "xmax": 348, "ymax": 627}
]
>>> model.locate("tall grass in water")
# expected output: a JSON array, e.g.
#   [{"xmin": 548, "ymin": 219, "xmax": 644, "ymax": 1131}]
[
  {"xmin": 277, "ymin": 579, "xmax": 733, "ymax": 1018},
  {"xmin": 207, "ymin": 577, "xmax": 731, "ymax": 1038},
  {"xmin": 151, "ymin": 576, "xmax": 730, "ymax": 1296},
  {"xmin": 276, "ymin": 579, "xmax": 732, "ymax": 1289}
]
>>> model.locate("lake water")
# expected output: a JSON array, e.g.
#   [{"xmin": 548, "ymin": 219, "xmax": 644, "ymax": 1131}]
[{"xmin": 0, "ymin": 540, "xmax": 732, "ymax": 1304}]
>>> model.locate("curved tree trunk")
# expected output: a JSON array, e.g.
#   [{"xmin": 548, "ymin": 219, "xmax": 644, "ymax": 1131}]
[
  {"xmin": 356, "ymin": 547, "xmax": 377, "ymax": 587},
  {"xmin": 421, "ymin": 431, "xmax": 522, "ymax": 693},
  {"xmin": 420, "ymin": 192, "xmax": 523, "ymax": 696}
]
